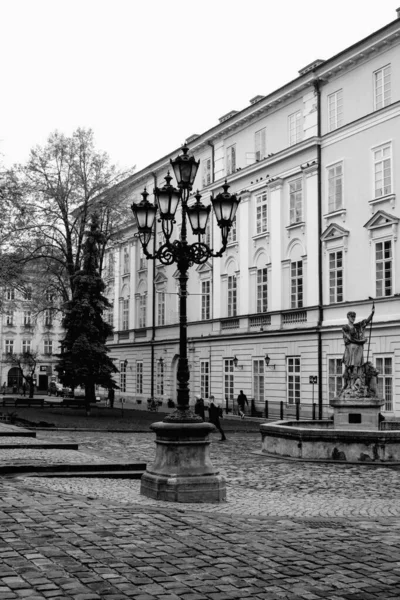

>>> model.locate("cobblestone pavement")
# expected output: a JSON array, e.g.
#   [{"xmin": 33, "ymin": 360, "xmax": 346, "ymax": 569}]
[{"xmin": 2, "ymin": 428, "xmax": 400, "ymax": 598}]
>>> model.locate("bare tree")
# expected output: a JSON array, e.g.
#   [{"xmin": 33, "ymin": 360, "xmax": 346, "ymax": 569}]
[{"xmin": 10, "ymin": 128, "xmax": 134, "ymax": 306}]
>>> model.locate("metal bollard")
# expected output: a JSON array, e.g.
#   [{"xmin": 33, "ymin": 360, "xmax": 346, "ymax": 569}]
[
  {"xmin": 296, "ymin": 401, "xmax": 300, "ymax": 421},
  {"xmin": 264, "ymin": 400, "xmax": 269, "ymax": 419},
  {"xmin": 312, "ymin": 402, "xmax": 316, "ymax": 420},
  {"xmin": 280, "ymin": 400, "xmax": 284, "ymax": 420}
]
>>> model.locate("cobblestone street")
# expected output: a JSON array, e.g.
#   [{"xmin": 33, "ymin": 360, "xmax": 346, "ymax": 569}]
[{"xmin": 2, "ymin": 426, "xmax": 400, "ymax": 598}]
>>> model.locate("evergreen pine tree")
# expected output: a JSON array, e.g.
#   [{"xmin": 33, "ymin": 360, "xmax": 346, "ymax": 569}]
[{"xmin": 55, "ymin": 213, "xmax": 118, "ymax": 402}]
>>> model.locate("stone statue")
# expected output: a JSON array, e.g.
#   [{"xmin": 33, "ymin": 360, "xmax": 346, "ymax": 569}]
[{"xmin": 341, "ymin": 306, "xmax": 375, "ymax": 395}]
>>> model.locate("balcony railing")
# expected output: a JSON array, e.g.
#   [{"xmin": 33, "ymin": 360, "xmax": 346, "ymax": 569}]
[
  {"xmin": 282, "ymin": 310, "xmax": 307, "ymax": 325},
  {"xmin": 249, "ymin": 315, "xmax": 271, "ymax": 328},
  {"xmin": 221, "ymin": 318, "xmax": 239, "ymax": 330}
]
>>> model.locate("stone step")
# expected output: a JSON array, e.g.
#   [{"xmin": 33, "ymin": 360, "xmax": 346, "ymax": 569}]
[
  {"xmin": 24, "ymin": 470, "xmax": 145, "ymax": 479},
  {"xmin": 0, "ymin": 462, "xmax": 147, "ymax": 475}
]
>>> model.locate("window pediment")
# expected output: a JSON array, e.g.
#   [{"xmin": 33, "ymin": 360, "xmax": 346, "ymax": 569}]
[
  {"xmin": 364, "ymin": 209, "xmax": 399, "ymax": 241},
  {"xmin": 364, "ymin": 209, "xmax": 399, "ymax": 231},
  {"xmin": 321, "ymin": 223, "xmax": 349, "ymax": 242},
  {"xmin": 196, "ymin": 261, "xmax": 212, "ymax": 274}
]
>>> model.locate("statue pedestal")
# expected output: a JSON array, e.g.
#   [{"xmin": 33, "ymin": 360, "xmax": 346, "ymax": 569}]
[
  {"xmin": 140, "ymin": 421, "xmax": 226, "ymax": 503},
  {"xmin": 330, "ymin": 396, "xmax": 385, "ymax": 430}
]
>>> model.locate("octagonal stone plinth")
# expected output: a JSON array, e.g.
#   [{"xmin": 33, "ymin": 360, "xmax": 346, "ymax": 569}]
[{"xmin": 140, "ymin": 421, "xmax": 226, "ymax": 503}]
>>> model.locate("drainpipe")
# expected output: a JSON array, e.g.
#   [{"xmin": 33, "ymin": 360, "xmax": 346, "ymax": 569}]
[
  {"xmin": 313, "ymin": 78, "xmax": 323, "ymax": 420},
  {"xmin": 208, "ymin": 141, "xmax": 215, "ymax": 400},
  {"xmin": 151, "ymin": 172, "xmax": 157, "ymax": 400}
]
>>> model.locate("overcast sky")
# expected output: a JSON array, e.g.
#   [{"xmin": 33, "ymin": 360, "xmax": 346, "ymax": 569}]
[{"xmin": 1, "ymin": 0, "xmax": 398, "ymax": 174}]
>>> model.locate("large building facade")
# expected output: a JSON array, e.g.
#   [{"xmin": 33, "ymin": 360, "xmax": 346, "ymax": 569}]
[{"xmin": 105, "ymin": 9, "xmax": 400, "ymax": 416}]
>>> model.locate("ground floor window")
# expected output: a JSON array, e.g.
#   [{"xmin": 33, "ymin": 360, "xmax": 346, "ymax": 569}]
[
  {"xmin": 200, "ymin": 360, "xmax": 209, "ymax": 399},
  {"xmin": 136, "ymin": 361, "xmax": 143, "ymax": 395},
  {"xmin": 287, "ymin": 357, "xmax": 301, "ymax": 404},
  {"xmin": 376, "ymin": 356, "xmax": 393, "ymax": 411},
  {"xmin": 156, "ymin": 360, "xmax": 164, "ymax": 396},
  {"xmin": 120, "ymin": 361, "xmax": 126, "ymax": 393},
  {"xmin": 253, "ymin": 359, "xmax": 265, "ymax": 403},
  {"xmin": 328, "ymin": 357, "xmax": 342, "ymax": 400},
  {"xmin": 224, "ymin": 359, "xmax": 234, "ymax": 410}
]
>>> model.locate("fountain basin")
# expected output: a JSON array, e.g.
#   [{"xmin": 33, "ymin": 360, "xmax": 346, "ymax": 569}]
[{"xmin": 260, "ymin": 420, "xmax": 400, "ymax": 463}]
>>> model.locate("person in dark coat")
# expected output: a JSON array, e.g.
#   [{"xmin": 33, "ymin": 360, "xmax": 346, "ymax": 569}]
[
  {"xmin": 108, "ymin": 387, "xmax": 115, "ymax": 408},
  {"xmin": 237, "ymin": 390, "xmax": 248, "ymax": 419},
  {"xmin": 208, "ymin": 396, "xmax": 226, "ymax": 441},
  {"xmin": 194, "ymin": 395, "xmax": 205, "ymax": 421}
]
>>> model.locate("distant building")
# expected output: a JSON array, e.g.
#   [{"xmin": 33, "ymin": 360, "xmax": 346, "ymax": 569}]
[
  {"xmin": 0, "ymin": 285, "xmax": 63, "ymax": 392},
  {"xmin": 105, "ymin": 9, "xmax": 400, "ymax": 416}
]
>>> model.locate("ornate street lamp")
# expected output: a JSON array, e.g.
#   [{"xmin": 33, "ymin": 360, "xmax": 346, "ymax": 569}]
[{"xmin": 131, "ymin": 145, "xmax": 240, "ymax": 503}]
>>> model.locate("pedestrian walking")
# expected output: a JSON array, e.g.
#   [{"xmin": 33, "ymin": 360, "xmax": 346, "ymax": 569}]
[
  {"xmin": 194, "ymin": 395, "xmax": 205, "ymax": 421},
  {"xmin": 208, "ymin": 396, "xmax": 226, "ymax": 441},
  {"xmin": 237, "ymin": 390, "xmax": 248, "ymax": 419}
]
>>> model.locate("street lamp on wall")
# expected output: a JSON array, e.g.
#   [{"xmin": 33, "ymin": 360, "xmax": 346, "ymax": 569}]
[{"xmin": 265, "ymin": 354, "xmax": 276, "ymax": 370}]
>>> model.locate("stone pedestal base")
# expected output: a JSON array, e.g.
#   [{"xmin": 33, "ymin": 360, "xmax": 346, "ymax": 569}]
[
  {"xmin": 330, "ymin": 396, "xmax": 385, "ymax": 430},
  {"xmin": 140, "ymin": 421, "xmax": 226, "ymax": 503}
]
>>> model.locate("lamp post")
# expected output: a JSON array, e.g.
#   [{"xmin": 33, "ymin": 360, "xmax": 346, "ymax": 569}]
[{"xmin": 131, "ymin": 145, "xmax": 240, "ymax": 502}]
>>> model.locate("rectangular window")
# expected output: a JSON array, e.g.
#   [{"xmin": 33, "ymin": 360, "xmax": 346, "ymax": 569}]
[
  {"xmin": 201, "ymin": 280, "xmax": 211, "ymax": 320},
  {"xmin": 287, "ymin": 357, "xmax": 301, "ymax": 405},
  {"xmin": 157, "ymin": 292, "xmax": 165, "ymax": 326},
  {"xmin": 5, "ymin": 310, "xmax": 13, "ymax": 326},
  {"xmin": 5, "ymin": 339, "xmax": 14, "ymax": 354},
  {"xmin": 202, "ymin": 221, "xmax": 211, "ymax": 247},
  {"xmin": 202, "ymin": 157, "xmax": 212, "ymax": 187},
  {"xmin": 156, "ymin": 360, "xmax": 164, "ymax": 396},
  {"xmin": 200, "ymin": 360, "xmax": 209, "ymax": 399},
  {"xmin": 253, "ymin": 359, "xmax": 265, "ymax": 403},
  {"xmin": 374, "ymin": 144, "xmax": 392, "ymax": 198},
  {"xmin": 227, "ymin": 218, "xmax": 237, "ymax": 244},
  {"xmin": 328, "ymin": 89, "xmax": 343, "ymax": 131},
  {"xmin": 139, "ymin": 247, "xmax": 146, "ymax": 270},
  {"xmin": 106, "ymin": 304, "xmax": 114, "ymax": 327},
  {"xmin": 44, "ymin": 310, "xmax": 53, "ymax": 327},
  {"xmin": 256, "ymin": 192, "xmax": 268, "ymax": 234},
  {"xmin": 22, "ymin": 339, "xmax": 31, "ymax": 354},
  {"xmin": 120, "ymin": 361, "xmax": 126, "ymax": 393},
  {"xmin": 255, "ymin": 128, "xmax": 266, "ymax": 161},
  {"xmin": 24, "ymin": 287, "xmax": 32, "ymax": 301},
  {"xmin": 376, "ymin": 356, "xmax": 393, "ymax": 411},
  {"xmin": 122, "ymin": 299, "xmax": 129, "ymax": 330},
  {"xmin": 289, "ymin": 179, "xmax": 303, "ymax": 224},
  {"xmin": 24, "ymin": 311, "xmax": 32, "ymax": 326},
  {"xmin": 288, "ymin": 111, "xmax": 301, "ymax": 146},
  {"xmin": 328, "ymin": 358, "xmax": 342, "ymax": 401},
  {"xmin": 329, "ymin": 250, "xmax": 343, "ymax": 303},
  {"xmin": 139, "ymin": 295, "xmax": 146, "ymax": 328},
  {"xmin": 257, "ymin": 268, "xmax": 268, "ymax": 313},
  {"xmin": 5, "ymin": 288, "xmax": 15, "ymax": 301},
  {"xmin": 290, "ymin": 261, "xmax": 303, "ymax": 308},
  {"xmin": 374, "ymin": 65, "xmax": 391, "ymax": 110},
  {"xmin": 328, "ymin": 162, "xmax": 343, "ymax": 212},
  {"xmin": 107, "ymin": 254, "xmax": 115, "ymax": 278},
  {"xmin": 227, "ymin": 275, "xmax": 237, "ymax": 317},
  {"xmin": 226, "ymin": 144, "xmax": 236, "ymax": 175},
  {"xmin": 136, "ymin": 361, "xmax": 143, "ymax": 395},
  {"xmin": 44, "ymin": 340, "xmax": 53, "ymax": 355},
  {"xmin": 224, "ymin": 359, "xmax": 234, "ymax": 409},
  {"xmin": 376, "ymin": 240, "xmax": 392, "ymax": 297},
  {"xmin": 123, "ymin": 246, "xmax": 130, "ymax": 274}
]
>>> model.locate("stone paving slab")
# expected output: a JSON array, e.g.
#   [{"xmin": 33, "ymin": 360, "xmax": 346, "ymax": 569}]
[
  {"xmin": 2, "ymin": 429, "xmax": 400, "ymax": 598},
  {"xmin": 1, "ymin": 477, "xmax": 400, "ymax": 599}
]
